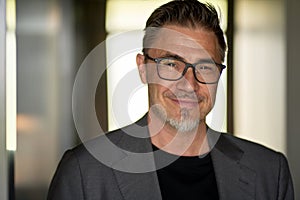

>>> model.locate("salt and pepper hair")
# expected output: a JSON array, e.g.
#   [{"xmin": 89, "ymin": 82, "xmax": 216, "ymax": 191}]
[{"xmin": 143, "ymin": 0, "xmax": 227, "ymax": 62}]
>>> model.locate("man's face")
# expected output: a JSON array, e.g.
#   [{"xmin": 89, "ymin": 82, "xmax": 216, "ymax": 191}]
[{"xmin": 137, "ymin": 25, "xmax": 222, "ymax": 133}]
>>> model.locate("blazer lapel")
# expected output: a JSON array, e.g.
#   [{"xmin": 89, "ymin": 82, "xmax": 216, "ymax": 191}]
[
  {"xmin": 113, "ymin": 168, "xmax": 162, "ymax": 200},
  {"xmin": 111, "ymin": 115, "xmax": 162, "ymax": 200},
  {"xmin": 209, "ymin": 129, "xmax": 256, "ymax": 200}
]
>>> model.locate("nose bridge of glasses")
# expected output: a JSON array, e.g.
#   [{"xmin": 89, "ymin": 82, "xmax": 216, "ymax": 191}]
[
  {"xmin": 181, "ymin": 63, "xmax": 198, "ymax": 84},
  {"xmin": 182, "ymin": 62, "xmax": 194, "ymax": 74},
  {"xmin": 181, "ymin": 62, "xmax": 196, "ymax": 79}
]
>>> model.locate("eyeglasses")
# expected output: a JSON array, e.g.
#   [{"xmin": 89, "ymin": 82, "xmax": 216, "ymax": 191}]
[{"xmin": 144, "ymin": 54, "xmax": 226, "ymax": 84}]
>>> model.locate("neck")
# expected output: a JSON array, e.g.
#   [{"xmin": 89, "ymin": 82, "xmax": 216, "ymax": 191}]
[{"xmin": 147, "ymin": 111, "xmax": 209, "ymax": 156}]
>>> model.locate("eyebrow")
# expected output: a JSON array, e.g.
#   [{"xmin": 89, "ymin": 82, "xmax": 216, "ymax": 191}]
[
  {"xmin": 159, "ymin": 52, "xmax": 185, "ymax": 61},
  {"xmin": 159, "ymin": 52, "xmax": 216, "ymax": 64}
]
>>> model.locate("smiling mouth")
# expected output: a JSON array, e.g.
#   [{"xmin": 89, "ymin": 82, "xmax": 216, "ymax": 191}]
[{"xmin": 170, "ymin": 98, "xmax": 201, "ymax": 108}]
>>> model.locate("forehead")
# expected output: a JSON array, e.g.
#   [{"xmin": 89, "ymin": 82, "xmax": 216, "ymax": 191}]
[{"xmin": 148, "ymin": 25, "xmax": 220, "ymax": 62}]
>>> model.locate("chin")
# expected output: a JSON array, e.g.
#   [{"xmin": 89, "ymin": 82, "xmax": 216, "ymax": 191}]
[{"xmin": 167, "ymin": 117, "xmax": 200, "ymax": 133}]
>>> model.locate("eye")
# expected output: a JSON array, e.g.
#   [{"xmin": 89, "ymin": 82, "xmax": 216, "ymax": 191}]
[
  {"xmin": 196, "ymin": 64, "xmax": 216, "ymax": 74},
  {"xmin": 167, "ymin": 62, "xmax": 176, "ymax": 67},
  {"xmin": 199, "ymin": 66, "xmax": 213, "ymax": 71},
  {"xmin": 160, "ymin": 59, "xmax": 179, "ymax": 68}
]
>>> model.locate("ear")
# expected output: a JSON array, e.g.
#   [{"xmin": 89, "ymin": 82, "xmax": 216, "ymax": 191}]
[{"xmin": 136, "ymin": 53, "xmax": 147, "ymax": 84}]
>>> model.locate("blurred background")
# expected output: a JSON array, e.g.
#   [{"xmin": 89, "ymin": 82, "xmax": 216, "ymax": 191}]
[{"xmin": 0, "ymin": 0, "xmax": 299, "ymax": 199}]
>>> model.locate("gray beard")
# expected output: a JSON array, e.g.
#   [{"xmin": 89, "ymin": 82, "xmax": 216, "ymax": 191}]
[{"xmin": 151, "ymin": 104, "xmax": 200, "ymax": 133}]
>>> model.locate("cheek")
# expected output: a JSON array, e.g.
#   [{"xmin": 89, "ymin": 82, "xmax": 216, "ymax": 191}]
[
  {"xmin": 145, "ymin": 65, "xmax": 158, "ymax": 82},
  {"xmin": 148, "ymin": 83, "xmax": 175, "ymax": 105},
  {"xmin": 148, "ymin": 84, "xmax": 164, "ymax": 104},
  {"xmin": 201, "ymin": 85, "xmax": 218, "ymax": 104}
]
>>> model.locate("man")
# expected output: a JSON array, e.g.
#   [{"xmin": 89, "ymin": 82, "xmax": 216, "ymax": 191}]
[{"xmin": 48, "ymin": 0, "xmax": 294, "ymax": 199}]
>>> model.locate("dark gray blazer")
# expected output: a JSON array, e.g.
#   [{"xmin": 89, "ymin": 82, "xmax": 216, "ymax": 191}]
[{"xmin": 47, "ymin": 116, "xmax": 294, "ymax": 200}]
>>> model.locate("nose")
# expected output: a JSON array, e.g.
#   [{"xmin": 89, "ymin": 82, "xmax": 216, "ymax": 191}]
[{"xmin": 176, "ymin": 67, "xmax": 199, "ymax": 92}]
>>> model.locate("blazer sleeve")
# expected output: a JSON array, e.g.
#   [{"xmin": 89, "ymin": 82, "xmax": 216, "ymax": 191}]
[
  {"xmin": 278, "ymin": 153, "xmax": 294, "ymax": 200},
  {"xmin": 47, "ymin": 150, "xmax": 85, "ymax": 200}
]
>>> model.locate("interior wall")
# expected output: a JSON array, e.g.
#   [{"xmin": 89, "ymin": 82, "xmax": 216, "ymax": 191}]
[
  {"xmin": 234, "ymin": 0, "xmax": 286, "ymax": 153},
  {"xmin": 15, "ymin": 0, "xmax": 107, "ymax": 199},
  {"xmin": 16, "ymin": 1, "xmax": 68, "ymax": 199},
  {"xmin": 234, "ymin": 0, "xmax": 299, "ymax": 196},
  {"xmin": 286, "ymin": 0, "xmax": 300, "ymax": 197},
  {"xmin": 0, "ymin": 0, "xmax": 8, "ymax": 199}
]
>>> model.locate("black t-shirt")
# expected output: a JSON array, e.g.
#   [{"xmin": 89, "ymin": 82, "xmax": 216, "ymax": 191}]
[{"xmin": 153, "ymin": 145, "xmax": 219, "ymax": 200}]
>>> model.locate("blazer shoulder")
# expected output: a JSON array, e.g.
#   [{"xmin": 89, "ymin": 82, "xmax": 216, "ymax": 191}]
[
  {"xmin": 220, "ymin": 132, "xmax": 283, "ymax": 157},
  {"xmin": 47, "ymin": 149, "xmax": 85, "ymax": 200},
  {"xmin": 212, "ymin": 132, "xmax": 294, "ymax": 199},
  {"xmin": 219, "ymin": 132, "xmax": 293, "ymax": 181}
]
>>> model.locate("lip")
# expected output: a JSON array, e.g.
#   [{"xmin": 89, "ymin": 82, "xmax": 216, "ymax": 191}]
[{"xmin": 170, "ymin": 98, "xmax": 200, "ymax": 108}]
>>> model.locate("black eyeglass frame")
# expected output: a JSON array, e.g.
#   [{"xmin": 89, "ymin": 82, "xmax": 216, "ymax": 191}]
[{"xmin": 144, "ymin": 54, "xmax": 226, "ymax": 84}]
